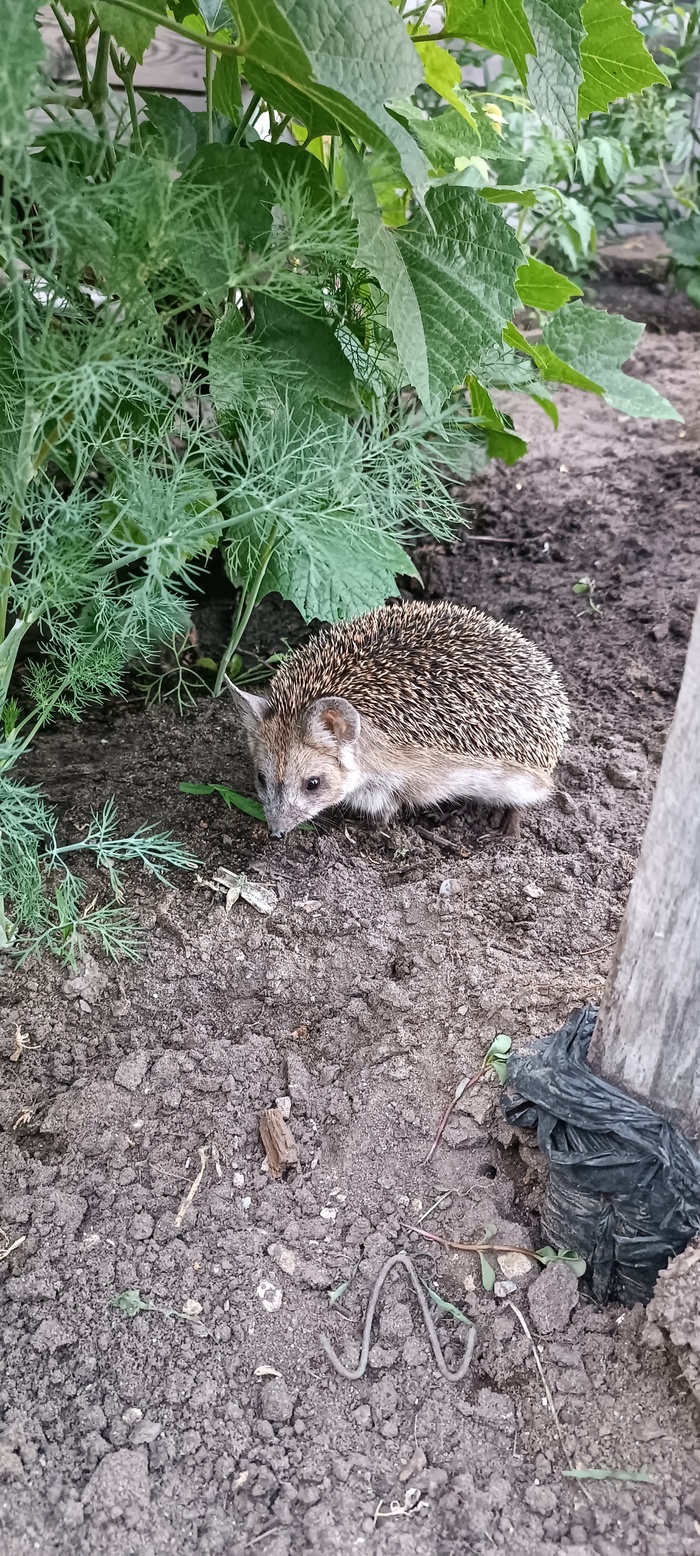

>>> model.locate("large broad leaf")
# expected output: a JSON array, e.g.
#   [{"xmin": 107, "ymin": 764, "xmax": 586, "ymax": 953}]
[
  {"xmin": 139, "ymin": 92, "xmax": 207, "ymax": 170},
  {"xmin": 212, "ymin": 52, "xmax": 242, "ymax": 120},
  {"xmin": 412, "ymin": 37, "xmax": 476, "ymax": 122},
  {"xmin": 394, "ymin": 186, "xmax": 522, "ymax": 410},
  {"xmin": 94, "ymin": 1, "xmax": 169, "ymax": 63},
  {"xmin": 504, "ymin": 320, "xmax": 605, "ymax": 392},
  {"xmin": 0, "ymin": 0, "xmax": 44, "ymax": 153},
  {"xmin": 542, "ymin": 304, "xmax": 682, "ymax": 419},
  {"xmin": 231, "ymin": 0, "xmax": 429, "ymax": 198},
  {"xmin": 522, "ymin": 0, "xmax": 584, "ymax": 140},
  {"xmin": 176, "ymin": 144, "xmax": 273, "ymax": 299},
  {"xmin": 350, "ymin": 156, "xmax": 521, "ymax": 410},
  {"xmin": 579, "ymin": 0, "xmax": 667, "ymax": 116},
  {"xmin": 516, "ymin": 256, "xmax": 582, "ymax": 309},
  {"xmin": 231, "ymin": 515, "xmax": 418, "ymax": 623},
  {"xmin": 253, "ymin": 296, "xmax": 360, "ymax": 413}
]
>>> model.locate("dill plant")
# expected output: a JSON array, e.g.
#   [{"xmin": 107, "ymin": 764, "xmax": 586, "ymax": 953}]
[{"xmin": 0, "ymin": 0, "xmax": 682, "ymax": 960}]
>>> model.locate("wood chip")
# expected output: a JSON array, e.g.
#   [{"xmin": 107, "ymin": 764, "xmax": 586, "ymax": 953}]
[{"xmin": 259, "ymin": 1108, "xmax": 299, "ymax": 1178}]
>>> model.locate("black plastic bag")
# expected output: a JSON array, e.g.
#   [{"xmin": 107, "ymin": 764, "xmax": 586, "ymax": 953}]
[{"xmin": 503, "ymin": 1005, "xmax": 700, "ymax": 1305}]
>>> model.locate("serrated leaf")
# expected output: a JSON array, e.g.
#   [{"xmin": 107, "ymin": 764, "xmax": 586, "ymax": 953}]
[
  {"xmin": 95, "ymin": 0, "xmax": 169, "ymax": 63},
  {"xmin": 395, "ymin": 99, "xmax": 516, "ymax": 174},
  {"xmin": 412, "ymin": 37, "xmax": 475, "ymax": 123},
  {"xmin": 347, "ymin": 147, "xmax": 430, "ymax": 405},
  {"xmin": 139, "ymin": 91, "xmax": 206, "ymax": 169},
  {"xmin": 391, "ymin": 187, "xmax": 522, "ymax": 410},
  {"xmin": 179, "ymin": 782, "xmax": 266, "ymax": 821},
  {"xmin": 523, "ymin": 0, "xmax": 584, "ymax": 140},
  {"xmin": 231, "ymin": 0, "xmax": 429, "ymax": 198},
  {"xmin": 578, "ymin": 0, "xmax": 667, "ymax": 117},
  {"xmin": 542, "ymin": 303, "xmax": 682, "ymax": 420},
  {"xmin": 504, "ymin": 320, "xmax": 605, "ymax": 394},
  {"xmin": 445, "ymin": 0, "xmax": 534, "ymax": 81},
  {"xmin": 516, "ymin": 256, "xmax": 582, "ymax": 310},
  {"xmin": 253, "ymin": 296, "xmax": 360, "ymax": 413},
  {"xmin": 480, "ymin": 187, "xmax": 537, "ymax": 207},
  {"xmin": 261, "ymin": 520, "xmax": 419, "ymax": 624},
  {"xmin": 111, "ymin": 1288, "xmax": 151, "ymax": 1316}
]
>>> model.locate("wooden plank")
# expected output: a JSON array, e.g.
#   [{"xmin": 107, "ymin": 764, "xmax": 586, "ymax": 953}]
[
  {"xmin": 591, "ymin": 594, "xmax": 700, "ymax": 1135},
  {"xmin": 40, "ymin": 12, "xmax": 207, "ymax": 102}
]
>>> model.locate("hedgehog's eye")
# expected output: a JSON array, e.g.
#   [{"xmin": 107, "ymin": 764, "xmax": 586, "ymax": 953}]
[
  {"xmin": 306, "ymin": 776, "xmax": 321, "ymax": 792},
  {"xmin": 257, "ymin": 771, "xmax": 267, "ymax": 790}
]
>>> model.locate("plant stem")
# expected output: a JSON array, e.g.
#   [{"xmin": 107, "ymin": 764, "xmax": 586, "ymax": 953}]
[
  {"xmin": 205, "ymin": 39, "xmax": 215, "ymax": 144},
  {"xmin": 214, "ymin": 528, "xmax": 279, "ymax": 697},
  {"xmin": 270, "ymin": 113, "xmax": 291, "ymax": 144},
  {"xmin": 0, "ymin": 402, "xmax": 41, "ymax": 658},
  {"xmin": 231, "ymin": 93, "xmax": 261, "ymax": 149},
  {"xmin": 111, "ymin": 47, "xmax": 142, "ymax": 149},
  {"xmin": 87, "ymin": 29, "xmax": 116, "ymax": 172},
  {"xmin": 102, "ymin": 0, "xmax": 244, "ymax": 56}
]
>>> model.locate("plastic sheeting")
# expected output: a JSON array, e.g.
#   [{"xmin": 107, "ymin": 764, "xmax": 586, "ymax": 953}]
[{"xmin": 503, "ymin": 1005, "xmax": 700, "ymax": 1305}]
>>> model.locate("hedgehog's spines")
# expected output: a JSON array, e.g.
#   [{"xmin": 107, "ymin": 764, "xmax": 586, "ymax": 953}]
[{"xmin": 266, "ymin": 600, "xmax": 569, "ymax": 775}]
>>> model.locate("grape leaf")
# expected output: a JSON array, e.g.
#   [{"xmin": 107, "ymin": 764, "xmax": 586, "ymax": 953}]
[
  {"xmin": 412, "ymin": 37, "xmax": 476, "ymax": 123},
  {"xmin": 579, "ymin": 0, "xmax": 667, "ymax": 116},
  {"xmin": 516, "ymin": 256, "xmax": 582, "ymax": 310},
  {"xmin": 94, "ymin": 0, "xmax": 169, "ymax": 63},
  {"xmin": 395, "ymin": 99, "xmax": 516, "ymax": 173},
  {"xmin": 445, "ymin": 0, "xmax": 534, "ymax": 81},
  {"xmin": 542, "ymin": 303, "xmax": 682, "ymax": 420},
  {"xmin": 139, "ymin": 92, "xmax": 206, "ymax": 169},
  {"xmin": 253, "ymin": 296, "xmax": 360, "ymax": 414},
  {"xmin": 212, "ymin": 52, "xmax": 242, "ymax": 119},
  {"xmin": 251, "ymin": 517, "xmax": 419, "ymax": 623},
  {"xmin": 522, "ymin": 0, "xmax": 584, "ymax": 140},
  {"xmin": 231, "ymin": 0, "xmax": 429, "ymax": 198}
]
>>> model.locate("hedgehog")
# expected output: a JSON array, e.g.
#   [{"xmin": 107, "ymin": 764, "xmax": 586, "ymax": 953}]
[{"xmin": 228, "ymin": 600, "xmax": 569, "ymax": 841}]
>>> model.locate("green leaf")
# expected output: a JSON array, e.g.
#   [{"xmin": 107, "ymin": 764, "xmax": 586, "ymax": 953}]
[
  {"xmin": 110, "ymin": 1288, "xmax": 152, "ymax": 1316},
  {"xmin": 347, "ymin": 147, "xmax": 431, "ymax": 406},
  {"xmin": 395, "ymin": 99, "xmax": 516, "ymax": 174},
  {"xmin": 542, "ymin": 303, "xmax": 682, "ymax": 420},
  {"xmin": 445, "ymin": 0, "xmax": 534, "ymax": 81},
  {"xmin": 412, "ymin": 37, "xmax": 476, "ymax": 123},
  {"xmin": 479, "ymin": 1254, "xmax": 497, "ymax": 1292},
  {"xmin": 537, "ymin": 1245, "xmax": 587, "ymax": 1277},
  {"xmin": 516, "ymin": 256, "xmax": 582, "ymax": 310},
  {"xmin": 253, "ymin": 296, "xmax": 360, "ymax": 414},
  {"xmin": 139, "ymin": 91, "xmax": 206, "ymax": 169},
  {"xmin": 94, "ymin": 0, "xmax": 169, "ymax": 63},
  {"xmin": 179, "ymin": 782, "xmax": 266, "ymax": 820},
  {"xmin": 487, "ymin": 1034, "xmax": 513, "ymax": 1058},
  {"xmin": 480, "ymin": 187, "xmax": 537, "ymax": 207},
  {"xmin": 578, "ymin": 0, "xmax": 667, "ymax": 117},
  {"xmin": 563, "ymin": 1469, "xmax": 655, "ymax": 1483},
  {"xmin": 262, "ymin": 520, "xmax": 419, "ymax": 624},
  {"xmin": 0, "ymin": 0, "xmax": 45, "ymax": 153},
  {"xmin": 212, "ymin": 52, "xmax": 242, "ymax": 119},
  {"xmin": 423, "ymin": 1283, "xmax": 474, "ymax": 1326},
  {"xmin": 177, "ymin": 144, "xmax": 273, "ymax": 298},
  {"xmin": 232, "ymin": 0, "xmax": 429, "ymax": 198},
  {"xmin": 522, "ymin": 0, "xmax": 584, "ymax": 140},
  {"xmin": 504, "ymin": 320, "xmax": 605, "ymax": 394},
  {"xmin": 394, "ymin": 187, "xmax": 523, "ymax": 410}
]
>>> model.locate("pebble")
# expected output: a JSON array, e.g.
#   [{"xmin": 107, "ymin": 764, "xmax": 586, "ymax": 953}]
[
  {"xmin": 259, "ymin": 1378, "xmax": 294, "ymax": 1423},
  {"xmin": 497, "ymin": 1252, "xmax": 534, "ymax": 1278},
  {"xmin": 256, "ymin": 1279, "xmax": 283, "ymax": 1313},
  {"xmin": 605, "ymin": 761, "xmax": 640, "ymax": 790},
  {"xmin": 524, "ymin": 1482, "xmax": 558, "ymax": 1514},
  {"xmin": 129, "ymin": 1420, "xmax": 162, "ymax": 1446},
  {"xmin": 130, "ymin": 1212, "xmax": 154, "ymax": 1242}
]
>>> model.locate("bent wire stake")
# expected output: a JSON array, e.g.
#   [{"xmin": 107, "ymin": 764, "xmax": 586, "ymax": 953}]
[{"xmin": 319, "ymin": 1250, "xmax": 476, "ymax": 1383}]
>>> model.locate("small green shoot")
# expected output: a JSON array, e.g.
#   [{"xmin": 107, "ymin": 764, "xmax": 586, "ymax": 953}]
[
  {"xmin": 420, "ymin": 1280, "xmax": 474, "ymax": 1326},
  {"xmin": 425, "ymin": 1034, "xmax": 512, "ymax": 1163},
  {"xmin": 483, "ymin": 1033, "xmax": 513, "ymax": 1084},
  {"xmin": 479, "ymin": 1255, "xmax": 497, "ymax": 1292},
  {"xmin": 110, "ymin": 1288, "xmax": 205, "ymax": 1326},
  {"xmin": 328, "ymin": 1281, "xmax": 349, "ymax": 1306},
  {"xmin": 180, "ymin": 781, "xmax": 266, "ymax": 821},
  {"xmin": 563, "ymin": 1468, "xmax": 655, "ymax": 1483},
  {"xmin": 572, "ymin": 576, "xmax": 601, "ymax": 614},
  {"xmin": 537, "ymin": 1246, "xmax": 587, "ymax": 1278}
]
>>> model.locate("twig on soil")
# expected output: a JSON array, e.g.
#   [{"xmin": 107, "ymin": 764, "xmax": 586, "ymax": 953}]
[
  {"xmin": 175, "ymin": 1145, "xmax": 209, "ymax": 1226},
  {"xmin": 406, "ymin": 1225, "xmax": 540, "ymax": 1262},
  {"xmin": 9, "ymin": 1026, "xmax": 36, "ymax": 1062},
  {"xmin": 320, "ymin": 1250, "xmax": 476, "ymax": 1383},
  {"xmin": 505, "ymin": 1300, "xmax": 577, "ymax": 1475},
  {"xmin": 413, "ymin": 825, "xmax": 469, "ymax": 856},
  {"xmin": 245, "ymin": 1529, "xmax": 283, "ymax": 1549},
  {"xmin": 0, "ymin": 1233, "xmax": 26, "ymax": 1263},
  {"xmin": 416, "ymin": 1191, "xmax": 453, "ymax": 1224},
  {"xmin": 424, "ymin": 1073, "xmax": 482, "ymax": 1164},
  {"xmin": 373, "ymin": 1486, "xmax": 426, "ymax": 1526}
]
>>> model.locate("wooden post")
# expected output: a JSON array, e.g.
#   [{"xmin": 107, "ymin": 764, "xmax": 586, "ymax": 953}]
[{"xmin": 591, "ymin": 594, "xmax": 700, "ymax": 1138}]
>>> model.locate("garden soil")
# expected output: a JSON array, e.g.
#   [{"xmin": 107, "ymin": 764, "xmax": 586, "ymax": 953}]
[{"xmin": 2, "ymin": 313, "xmax": 700, "ymax": 1556}]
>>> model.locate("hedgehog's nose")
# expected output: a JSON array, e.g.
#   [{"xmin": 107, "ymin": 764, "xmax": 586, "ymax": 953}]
[{"xmin": 269, "ymin": 828, "xmax": 285, "ymax": 841}]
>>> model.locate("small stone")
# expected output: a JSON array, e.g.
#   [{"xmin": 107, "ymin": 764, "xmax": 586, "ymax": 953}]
[
  {"xmin": 605, "ymin": 762, "xmax": 639, "ymax": 790},
  {"xmin": 369, "ymin": 1376, "xmax": 397, "ymax": 1424},
  {"xmin": 528, "ymin": 1262, "xmax": 579, "ymax": 1334},
  {"xmin": 256, "ymin": 1279, "xmax": 282, "ymax": 1313},
  {"xmin": 352, "ymin": 1405, "xmax": 372, "ymax": 1429},
  {"xmin": 275, "ymin": 1095, "xmax": 292, "ymax": 1119},
  {"xmin": 438, "ymin": 878, "xmax": 461, "ymax": 898},
  {"xmin": 121, "ymin": 1408, "xmax": 143, "ymax": 1426},
  {"xmin": 259, "ymin": 1378, "xmax": 294, "ymax": 1423},
  {"xmin": 115, "ymin": 1051, "xmax": 151, "ymax": 1091},
  {"xmin": 524, "ymin": 882, "xmax": 543, "ymax": 899},
  {"xmin": 651, "ymin": 621, "xmax": 669, "ymax": 642},
  {"xmin": 130, "ymin": 1211, "xmax": 154, "ymax": 1242},
  {"xmin": 494, "ymin": 1280, "xmax": 517, "ymax": 1299},
  {"xmin": 232, "ymin": 1172, "xmax": 245, "ymax": 1188},
  {"xmin": 524, "ymin": 1483, "xmax": 557, "ymax": 1514},
  {"xmin": 497, "ymin": 1252, "xmax": 535, "ymax": 1279},
  {"xmin": 268, "ymin": 1242, "xmax": 297, "ymax": 1276},
  {"xmin": 129, "ymin": 1420, "xmax": 162, "ymax": 1446},
  {"xmin": 367, "ymin": 1344, "xmax": 399, "ymax": 1369},
  {"xmin": 181, "ymin": 1298, "xmax": 202, "ymax": 1316}
]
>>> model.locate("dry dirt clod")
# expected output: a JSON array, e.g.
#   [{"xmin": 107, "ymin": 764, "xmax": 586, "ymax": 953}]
[
  {"xmin": 527, "ymin": 1259, "xmax": 580, "ymax": 1334},
  {"xmin": 259, "ymin": 1107, "xmax": 300, "ymax": 1177}
]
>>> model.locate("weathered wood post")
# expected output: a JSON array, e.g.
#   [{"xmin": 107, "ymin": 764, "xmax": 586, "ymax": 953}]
[{"xmin": 591, "ymin": 594, "xmax": 700, "ymax": 1139}]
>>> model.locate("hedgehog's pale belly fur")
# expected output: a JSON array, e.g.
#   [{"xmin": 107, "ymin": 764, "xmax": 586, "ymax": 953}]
[{"xmin": 268, "ymin": 600, "xmax": 569, "ymax": 775}]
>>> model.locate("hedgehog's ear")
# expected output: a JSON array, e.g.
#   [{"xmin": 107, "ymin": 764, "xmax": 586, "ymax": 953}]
[
  {"xmin": 303, "ymin": 696, "xmax": 360, "ymax": 749},
  {"xmin": 225, "ymin": 679, "xmax": 270, "ymax": 730}
]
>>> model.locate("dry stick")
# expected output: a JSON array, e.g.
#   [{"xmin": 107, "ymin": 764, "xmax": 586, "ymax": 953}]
[
  {"xmin": 504, "ymin": 1299, "xmax": 590, "ymax": 1497},
  {"xmin": 320, "ymin": 1250, "xmax": 476, "ymax": 1383},
  {"xmin": 424, "ymin": 1073, "xmax": 482, "ymax": 1164},
  {"xmin": 0, "ymin": 1236, "xmax": 26, "ymax": 1263},
  {"xmin": 414, "ymin": 825, "xmax": 468, "ymax": 855},
  {"xmin": 175, "ymin": 1145, "xmax": 209, "ymax": 1227}
]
